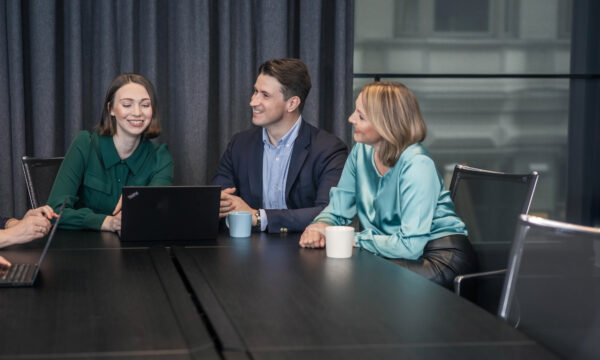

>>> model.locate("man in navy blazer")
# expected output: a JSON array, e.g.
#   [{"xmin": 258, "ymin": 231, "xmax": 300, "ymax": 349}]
[{"xmin": 212, "ymin": 58, "xmax": 348, "ymax": 233}]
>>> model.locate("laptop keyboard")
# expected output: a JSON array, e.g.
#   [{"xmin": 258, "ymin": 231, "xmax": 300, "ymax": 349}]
[{"xmin": 0, "ymin": 263, "xmax": 36, "ymax": 283}]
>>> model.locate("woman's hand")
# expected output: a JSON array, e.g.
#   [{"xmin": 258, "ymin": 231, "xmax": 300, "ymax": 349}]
[
  {"xmin": 112, "ymin": 196, "xmax": 122, "ymax": 215},
  {"xmin": 101, "ymin": 212, "xmax": 122, "ymax": 232},
  {"xmin": 100, "ymin": 196, "xmax": 123, "ymax": 233},
  {"xmin": 299, "ymin": 222, "xmax": 330, "ymax": 248}
]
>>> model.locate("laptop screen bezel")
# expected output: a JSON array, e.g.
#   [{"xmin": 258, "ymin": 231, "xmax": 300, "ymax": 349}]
[{"xmin": 30, "ymin": 199, "xmax": 66, "ymax": 280}]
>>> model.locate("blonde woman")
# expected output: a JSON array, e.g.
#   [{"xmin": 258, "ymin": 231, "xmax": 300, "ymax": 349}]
[{"xmin": 300, "ymin": 81, "xmax": 474, "ymax": 287}]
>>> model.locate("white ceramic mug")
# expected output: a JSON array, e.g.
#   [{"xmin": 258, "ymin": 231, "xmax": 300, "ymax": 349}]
[{"xmin": 325, "ymin": 226, "xmax": 355, "ymax": 258}]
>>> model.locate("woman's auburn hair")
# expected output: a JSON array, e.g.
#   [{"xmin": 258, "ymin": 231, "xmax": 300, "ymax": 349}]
[
  {"xmin": 95, "ymin": 73, "xmax": 161, "ymax": 139},
  {"xmin": 361, "ymin": 81, "xmax": 426, "ymax": 167}
]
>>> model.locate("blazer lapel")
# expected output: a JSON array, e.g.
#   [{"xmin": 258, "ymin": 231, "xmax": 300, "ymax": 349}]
[
  {"xmin": 285, "ymin": 121, "xmax": 310, "ymax": 201},
  {"xmin": 247, "ymin": 129, "xmax": 264, "ymax": 208}
]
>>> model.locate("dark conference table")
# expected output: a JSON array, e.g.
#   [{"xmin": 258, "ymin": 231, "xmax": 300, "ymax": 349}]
[{"xmin": 0, "ymin": 230, "xmax": 558, "ymax": 359}]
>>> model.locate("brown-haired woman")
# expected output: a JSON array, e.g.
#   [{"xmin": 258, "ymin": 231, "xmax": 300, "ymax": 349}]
[
  {"xmin": 300, "ymin": 81, "xmax": 474, "ymax": 287},
  {"xmin": 47, "ymin": 73, "xmax": 173, "ymax": 232}
]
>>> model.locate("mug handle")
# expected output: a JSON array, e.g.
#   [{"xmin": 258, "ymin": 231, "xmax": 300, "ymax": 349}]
[{"xmin": 225, "ymin": 215, "xmax": 230, "ymax": 228}]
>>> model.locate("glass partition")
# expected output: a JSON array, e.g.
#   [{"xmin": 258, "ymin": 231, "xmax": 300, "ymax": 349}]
[{"xmin": 353, "ymin": 0, "xmax": 572, "ymax": 219}]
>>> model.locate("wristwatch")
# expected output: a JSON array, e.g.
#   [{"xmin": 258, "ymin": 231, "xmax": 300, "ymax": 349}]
[{"xmin": 254, "ymin": 210, "xmax": 262, "ymax": 231}]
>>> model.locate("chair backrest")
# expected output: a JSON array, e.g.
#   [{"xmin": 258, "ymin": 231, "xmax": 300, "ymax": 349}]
[
  {"xmin": 21, "ymin": 156, "xmax": 64, "ymax": 208},
  {"xmin": 449, "ymin": 164, "xmax": 538, "ymax": 313},
  {"xmin": 449, "ymin": 164, "xmax": 539, "ymax": 270},
  {"xmin": 499, "ymin": 215, "xmax": 600, "ymax": 359}
]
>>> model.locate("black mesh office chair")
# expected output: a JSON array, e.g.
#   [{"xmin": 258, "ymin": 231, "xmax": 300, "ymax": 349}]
[
  {"xmin": 451, "ymin": 164, "xmax": 538, "ymax": 314},
  {"xmin": 499, "ymin": 215, "xmax": 600, "ymax": 359},
  {"xmin": 21, "ymin": 156, "xmax": 64, "ymax": 208}
]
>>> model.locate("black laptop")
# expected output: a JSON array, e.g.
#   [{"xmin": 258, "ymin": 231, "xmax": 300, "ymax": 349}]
[
  {"xmin": 120, "ymin": 186, "xmax": 221, "ymax": 241},
  {"xmin": 0, "ymin": 200, "xmax": 65, "ymax": 287}
]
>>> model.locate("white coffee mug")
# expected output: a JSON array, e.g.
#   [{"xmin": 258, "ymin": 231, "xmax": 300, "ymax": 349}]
[{"xmin": 325, "ymin": 226, "xmax": 355, "ymax": 258}]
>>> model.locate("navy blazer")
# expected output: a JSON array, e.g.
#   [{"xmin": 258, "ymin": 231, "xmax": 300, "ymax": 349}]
[{"xmin": 212, "ymin": 120, "xmax": 348, "ymax": 233}]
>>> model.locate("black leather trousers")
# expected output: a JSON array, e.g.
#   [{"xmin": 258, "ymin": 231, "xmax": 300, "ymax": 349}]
[{"xmin": 389, "ymin": 235, "xmax": 477, "ymax": 290}]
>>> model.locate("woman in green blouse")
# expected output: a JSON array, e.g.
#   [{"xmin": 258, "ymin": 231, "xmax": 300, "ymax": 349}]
[
  {"xmin": 299, "ymin": 81, "xmax": 469, "ymax": 261},
  {"xmin": 47, "ymin": 73, "xmax": 173, "ymax": 232}
]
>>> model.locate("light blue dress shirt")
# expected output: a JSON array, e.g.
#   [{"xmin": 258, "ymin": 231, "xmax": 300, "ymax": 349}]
[
  {"xmin": 313, "ymin": 142, "xmax": 467, "ymax": 259},
  {"xmin": 260, "ymin": 117, "xmax": 302, "ymax": 231}
]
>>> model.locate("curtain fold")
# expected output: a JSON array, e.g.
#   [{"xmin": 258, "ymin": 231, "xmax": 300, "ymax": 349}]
[{"xmin": 0, "ymin": 0, "xmax": 354, "ymax": 216}]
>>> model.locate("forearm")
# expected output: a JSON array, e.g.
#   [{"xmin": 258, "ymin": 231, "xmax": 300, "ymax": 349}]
[
  {"xmin": 355, "ymin": 230, "xmax": 429, "ymax": 259},
  {"xmin": 58, "ymin": 208, "xmax": 107, "ymax": 230},
  {"xmin": 311, "ymin": 184, "xmax": 357, "ymax": 227},
  {"xmin": 312, "ymin": 203, "xmax": 354, "ymax": 227},
  {"xmin": 3, "ymin": 218, "xmax": 19, "ymax": 229},
  {"xmin": 0, "ymin": 230, "xmax": 15, "ymax": 248},
  {"xmin": 264, "ymin": 206, "xmax": 331, "ymax": 233}
]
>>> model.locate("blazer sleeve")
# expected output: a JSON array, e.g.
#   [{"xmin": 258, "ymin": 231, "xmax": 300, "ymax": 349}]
[
  {"xmin": 264, "ymin": 136, "xmax": 348, "ymax": 233},
  {"xmin": 211, "ymin": 137, "xmax": 238, "ymax": 189},
  {"xmin": 0, "ymin": 216, "xmax": 9, "ymax": 230}
]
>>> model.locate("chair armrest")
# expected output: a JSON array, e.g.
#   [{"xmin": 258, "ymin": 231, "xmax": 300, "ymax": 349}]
[{"xmin": 454, "ymin": 269, "xmax": 507, "ymax": 295}]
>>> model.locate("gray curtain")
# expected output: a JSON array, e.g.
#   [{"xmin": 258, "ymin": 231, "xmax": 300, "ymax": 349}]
[{"xmin": 0, "ymin": 0, "xmax": 354, "ymax": 217}]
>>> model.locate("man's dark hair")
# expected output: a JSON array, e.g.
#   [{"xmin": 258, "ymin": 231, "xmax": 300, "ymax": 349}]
[{"xmin": 258, "ymin": 58, "xmax": 312, "ymax": 113}]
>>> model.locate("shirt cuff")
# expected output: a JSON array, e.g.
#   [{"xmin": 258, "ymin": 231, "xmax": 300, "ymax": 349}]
[
  {"xmin": 259, "ymin": 209, "xmax": 268, "ymax": 232},
  {"xmin": 84, "ymin": 213, "xmax": 108, "ymax": 230}
]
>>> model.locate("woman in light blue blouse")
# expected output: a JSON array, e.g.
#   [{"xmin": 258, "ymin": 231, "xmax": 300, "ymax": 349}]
[{"xmin": 300, "ymin": 81, "xmax": 470, "ymax": 262}]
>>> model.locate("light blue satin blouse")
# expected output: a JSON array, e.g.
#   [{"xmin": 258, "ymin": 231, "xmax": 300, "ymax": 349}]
[{"xmin": 313, "ymin": 142, "xmax": 467, "ymax": 259}]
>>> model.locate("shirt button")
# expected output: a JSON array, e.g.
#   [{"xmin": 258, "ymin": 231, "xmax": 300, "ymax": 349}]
[
  {"xmin": 117, "ymin": 179, "xmax": 121, "ymax": 183},
  {"xmin": 280, "ymin": 227, "xmax": 288, "ymax": 233},
  {"xmin": 276, "ymin": 157, "xmax": 280, "ymax": 161}
]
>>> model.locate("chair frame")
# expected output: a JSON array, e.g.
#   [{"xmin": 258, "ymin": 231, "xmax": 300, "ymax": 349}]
[
  {"xmin": 498, "ymin": 214, "xmax": 600, "ymax": 320},
  {"xmin": 450, "ymin": 164, "xmax": 539, "ymax": 295},
  {"xmin": 21, "ymin": 155, "xmax": 64, "ymax": 209}
]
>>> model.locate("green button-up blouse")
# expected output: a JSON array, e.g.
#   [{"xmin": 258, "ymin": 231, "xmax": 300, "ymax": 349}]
[
  {"xmin": 313, "ymin": 142, "xmax": 467, "ymax": 260},
  {"xmin": 47, "ymin": 131, "xmax": 174, "ymax": 230}
]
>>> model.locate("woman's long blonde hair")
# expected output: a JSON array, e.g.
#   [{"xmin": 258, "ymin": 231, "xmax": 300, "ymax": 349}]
[{"xmin": 361, "ymin": 81, "xmax": 426, "ymax": 167}]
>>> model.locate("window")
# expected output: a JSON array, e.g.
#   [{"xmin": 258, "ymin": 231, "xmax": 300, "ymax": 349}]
[
  {"xmin": 354, "ymin": 0, "xmax": 573, "ymax": 219},
  {"xmin": 434, "ymin": 0, "xmax": 490, "ymax": 33}
]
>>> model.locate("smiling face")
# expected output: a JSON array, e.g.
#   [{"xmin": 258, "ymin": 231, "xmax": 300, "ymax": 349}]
[
  {"xmin": 348, "ymin": 92, "xmax": 382, "ymax": 147},
  {"xmin": 109, "ymin": 82, "xmax": 153, "ymax": 139},
  {"xmin": 249, "ymin": 74, "xmax": 295, "ymax": 130}
]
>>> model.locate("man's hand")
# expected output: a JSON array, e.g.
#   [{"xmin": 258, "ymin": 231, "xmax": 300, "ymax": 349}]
[
  {"xmin": 0, "ymin": 256, "xmax": 11, "ymax": 268},
  {"xmin": 219, "ymin": 187, "xmax": 258, "ymax": 226},
  {"xmin": 3, "ymin": 215, "xmax": 52, "ymax": 244},
  {"xmin": 299, "ymin": 222, "xmax": 330, "ymax": 248},
  {"xmin": 23, "ymin": 205, "xmax": 59, "ymax": 220},
  {"xmin": 219, "ymin": 188, "xmax": 237, "ymax": 218}
]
